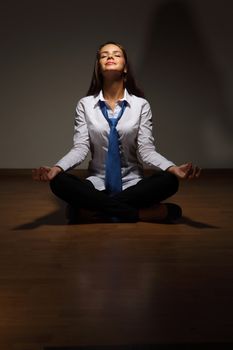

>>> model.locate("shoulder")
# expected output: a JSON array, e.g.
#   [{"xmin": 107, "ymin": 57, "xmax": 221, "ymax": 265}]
[
  {"xmin": 128, "ymin": 93, "xmax": 151, "ymax": 109},
  {"xmin": 74, "ymin": 95, "xmax": 99, "ymax": 116},
  {"xmin": 76, "ymin": 95, "xmax": 97, "ymax": 108}
]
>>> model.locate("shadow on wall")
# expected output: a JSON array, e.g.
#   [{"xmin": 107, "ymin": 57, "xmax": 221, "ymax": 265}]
[{"xmin": 139, "ymin": 0, "xmax": 233, "ymax": 168}]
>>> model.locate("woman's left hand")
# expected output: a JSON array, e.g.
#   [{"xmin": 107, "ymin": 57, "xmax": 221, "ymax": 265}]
[{"xmin": 167, "ymin": 163, "xmax": 201, "ymax": 180}]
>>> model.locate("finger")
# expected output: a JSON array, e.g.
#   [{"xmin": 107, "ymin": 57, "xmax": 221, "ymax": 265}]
[
  {"xmin": 32, "ymin": 169, "xmax": 38, "ymax": 180},
  {"xmin": 183, "ymin": 163, "xmax": 193, "ymax": 177},
  {"xmin": 42, "ymin": 170, "xmax": 50, "ymax": 181},
  {"xmin": 188, "ymin": 166, "xmax": 197, "ymax": 179},
  {"xmin": 40, "ymin": 166, "xmax": 50, "ymax": 173},
  {"xmin": 188, "ymin": 166, "xmax": 201, "ymax": 179},
  {"xmin": 195, "ymin": 167, "xmax": 201, "ymax": 178},
  {"xmin": 180, "ymin": 162, "xmax": 191, "ymax": 172},
  {"xmin": 39, "ymin": 168, "xmax": 50, "ymax": 181},
  {"xmin": 183, "ymin": 164, "xmax": 193, "ymax": 178},
  {"xmin": 186, "ymin": 162, "xmax": 193, "ymax": 170},
  {"xmin": 183, "ymin": 171, "xmax": 189, "ymax": 179},
  {"xmin": 40, "ymin": 174, "xmax": 49, "ymax": 181},
  {"xmin": 32, "ymin": 168, "xmax": 42, "ymax": 181}
]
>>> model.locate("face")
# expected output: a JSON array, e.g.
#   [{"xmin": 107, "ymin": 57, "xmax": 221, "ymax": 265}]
[{"xmin": 98, "ymin": 44, "xmax": 127, "ymax": 76}]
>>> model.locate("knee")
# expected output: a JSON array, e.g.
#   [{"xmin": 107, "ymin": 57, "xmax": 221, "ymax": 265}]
[
  {"xmin": 49, "ymin": 172, "xmax": 66, "ymax": 195},
  {"xmin": 165, "ymin": 171, "xmax": 179, "ymax": 195}
]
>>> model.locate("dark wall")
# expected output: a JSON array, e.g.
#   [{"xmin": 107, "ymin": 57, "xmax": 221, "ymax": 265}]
[{"xmin": 0, "ymin": 0, "xmax": 232, "ymax": 168}]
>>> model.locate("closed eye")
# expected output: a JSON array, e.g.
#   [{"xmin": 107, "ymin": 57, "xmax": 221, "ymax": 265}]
[{"xmin": 99, "ymin": 51, "xmax": 122, "ymax": 59}]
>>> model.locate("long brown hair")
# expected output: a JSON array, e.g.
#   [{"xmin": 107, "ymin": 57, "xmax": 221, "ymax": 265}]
[{"xmin": 86, "ymin": 41, "xmax": 145, "ymax": 98}]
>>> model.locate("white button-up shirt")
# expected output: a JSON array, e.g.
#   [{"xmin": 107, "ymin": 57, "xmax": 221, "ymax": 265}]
[{"xmin": 56, "ymin": 89, "xmax": 175, "ymax": 191}]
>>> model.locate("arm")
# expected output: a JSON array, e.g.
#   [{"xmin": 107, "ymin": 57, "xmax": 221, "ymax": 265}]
[
  {"xmin": 137, "ymin": 100, "xmax": 175, "ymax": 170},
  {"xmin": 55, "ymin": 99, "xmax": 90, "ymax": 171},
  {"xmin": 137, "ymin": 100, "xmax": 201, "ymax": 179}
]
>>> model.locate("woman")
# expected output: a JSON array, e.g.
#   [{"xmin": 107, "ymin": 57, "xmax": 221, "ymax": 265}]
[{"xmin": 32, "ymin": 41, "xmax": 200, "ymax": 223}]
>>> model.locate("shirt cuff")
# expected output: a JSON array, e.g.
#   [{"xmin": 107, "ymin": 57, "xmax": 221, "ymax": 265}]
[
  {"xmin": 55, "ymin": 161, "xmax": 69, "ymax": 172},
  {"xmin": 160, "ymin": 161, "xmax": 176, "ymax": 171}
]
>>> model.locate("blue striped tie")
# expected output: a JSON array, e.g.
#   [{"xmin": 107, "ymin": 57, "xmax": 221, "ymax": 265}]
[{"xmin": 99, "ymin": 100, "xmax": 127, "ymax": 196}]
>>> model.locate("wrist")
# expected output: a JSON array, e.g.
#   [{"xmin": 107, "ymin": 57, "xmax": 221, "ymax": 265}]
[
  {"xmin": 53, "ymin": 166, "xmax": 63, "ymax": 172},
  {"xmin": 166, "ymin": 165, "xmax": 176, "ymax": 172}
]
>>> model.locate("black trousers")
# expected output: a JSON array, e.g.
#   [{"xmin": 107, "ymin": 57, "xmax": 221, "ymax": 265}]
[{"xmin": 50, "ymin": 170, "xmax": 179, "ymax": 222}]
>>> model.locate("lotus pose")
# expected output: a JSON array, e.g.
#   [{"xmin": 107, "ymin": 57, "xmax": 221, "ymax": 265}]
[{"xmin": 32, "ymin": 41, "xmax": 200, "ymax": 223}]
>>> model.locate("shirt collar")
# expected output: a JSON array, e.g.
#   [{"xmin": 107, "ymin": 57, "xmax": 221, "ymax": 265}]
[{"xmin": 94, "ymin": 89, "xmax": 131, "ymax": 108}]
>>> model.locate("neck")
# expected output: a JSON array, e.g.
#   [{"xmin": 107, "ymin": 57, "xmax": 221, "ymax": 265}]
[{"xmin": 103, "ymin": 78, "xmax": 124, "ymax": 101}]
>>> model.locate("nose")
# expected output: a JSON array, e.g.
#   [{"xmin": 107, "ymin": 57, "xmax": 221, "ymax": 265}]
[{"xmin": 107, "ymin": 53, "xmax": 114, "ymax": 60}]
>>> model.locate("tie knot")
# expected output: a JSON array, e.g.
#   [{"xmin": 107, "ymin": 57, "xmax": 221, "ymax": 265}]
[
  {"xmin": 109, "ymin": 118, "xmax": 118, "ymax": 127},
  {"xmin": 99, "ymin": 99, "xmax": 127, "ymax": 129}
]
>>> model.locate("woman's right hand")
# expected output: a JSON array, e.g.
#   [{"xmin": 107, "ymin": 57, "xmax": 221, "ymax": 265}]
[{"xmin": 32, "ymin": 166, "xmax": 62, "ymax": 182}]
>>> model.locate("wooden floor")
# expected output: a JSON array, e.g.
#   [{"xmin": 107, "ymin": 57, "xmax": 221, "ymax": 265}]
[{"xmin": 0, "ymin": 170, "xmax": 233, "ymax": 350}]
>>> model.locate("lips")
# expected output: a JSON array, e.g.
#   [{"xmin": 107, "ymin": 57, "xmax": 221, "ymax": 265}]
[{"xmin": 106, "ymin": 61, "xmax": 115, "ymax": 65}]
